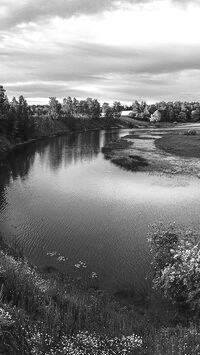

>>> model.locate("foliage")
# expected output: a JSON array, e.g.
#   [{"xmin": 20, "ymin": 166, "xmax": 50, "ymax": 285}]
[
  {"xmin": 0, "ymin": 86, "xmax": 6, "ymax": 106},
  {"xmin": 148, "ymin": 223, "xmax": 200, "ymax": 314},
  {"xmin": 102, "ymin": 101, "xmax": 123, "ymax": 119},
  {"xmin": 0, "ymin": 89, "xmax": 37, "ymax": 142},
  {"xmin": 62, "ymin": 96, "xmax": 101, "ymax": 119},
  {"xmin": 150, "ymin": 326, "xmax": 200, "ymax": 355},
  {"xmin": 2, "ymin": 83, "xmax": 200, "ymax": 148},
  {"xmin": 128, "ymin": 100, "xmax": 200, "ymax": 122},
  {"xmin": 1, "ymin": 241, "xmax": 200, "ymax": 354},
  {"xmin": 102, "ymin": 103, "xmax": 113, "ymax": 119},
  {"xmin": 49, "ymin": 97, "xmax": 62, "ymax": 120},
  {"xmin": 0, "ymin": 248, "xmax": 146, "ymax": 354}
]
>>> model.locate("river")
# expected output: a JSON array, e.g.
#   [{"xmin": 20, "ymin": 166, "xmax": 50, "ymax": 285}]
[{"xmin": 1, "ymin": 128, "xmax": 200, "ymax": 299}]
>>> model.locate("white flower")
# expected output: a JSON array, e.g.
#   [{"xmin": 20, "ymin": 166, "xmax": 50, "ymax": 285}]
[{"xmin": 91, "ymin": 272, "xmax": 98, "ymax": 279}]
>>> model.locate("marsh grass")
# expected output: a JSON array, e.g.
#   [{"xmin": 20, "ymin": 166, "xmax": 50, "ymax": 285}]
[
  {"xmin": 111, "ymin": 155, "xmax": 148, "ymax": 171},
  {"xmin": 102, "ymin": 138, "xmax": 148, "ymax": 172}
]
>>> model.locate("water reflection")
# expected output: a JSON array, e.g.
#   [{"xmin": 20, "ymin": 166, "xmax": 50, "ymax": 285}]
[{"xmin": 0, "ymin": 129, "xmax": 110, "ymax": 184}]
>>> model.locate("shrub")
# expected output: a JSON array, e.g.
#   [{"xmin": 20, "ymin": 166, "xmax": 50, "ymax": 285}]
[
  {"xmin": 148, "ymin": 223, "xmax": 200, "ymax": 314},
  {"xmin": 184, "ymin": 130, "xmax": 197, "ymax": 136}
]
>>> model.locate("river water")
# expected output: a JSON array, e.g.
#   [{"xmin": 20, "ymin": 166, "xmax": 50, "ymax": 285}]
[{"xmin": 1, "ymin": 129, "xmax": 200, "ymax": 298}]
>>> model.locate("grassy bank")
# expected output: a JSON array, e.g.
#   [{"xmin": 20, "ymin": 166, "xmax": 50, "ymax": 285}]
[
  {"xmin": 155, "ymin": 134, "xmax": 200, "ymax": 158},
  {"xmin": 0, "ymin": 235, "xmax": 147, "ymax": 354},
  {"xmin": 1, "ymin": 235, "xmax": 200, "ymax": 354}
]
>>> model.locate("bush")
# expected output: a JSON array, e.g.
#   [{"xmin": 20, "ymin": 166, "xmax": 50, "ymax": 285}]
[
  {"xmin": 184, "ymin": 130, "xmax": 197, "ymax": 136},
  {"xmin": 148, "ymin": 223, "xmax": 200, "ymax": 314}
]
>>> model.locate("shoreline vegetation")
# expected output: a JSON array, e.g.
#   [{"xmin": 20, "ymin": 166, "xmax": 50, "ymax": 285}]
[
  {"xmin": 102, "ymin": 138, "xmax": 149, "ymax": 172},
  {"xmin": 0, "ymin": 117, "xmax": 133, "ymax": 163},
  {"xmin": 1, "ymin": 87, "xmax": 200, "ymax": 352},
  {"xmin": 1, "ymin": 228, "xmax": 200, "ymax": 354},
  {"xmin": 102, "ymin": 125, "xmax": 200, "ymax": 177},
  {"xmin": 1, "ymin": 85, "xmax": 200, "ymax": 164}
]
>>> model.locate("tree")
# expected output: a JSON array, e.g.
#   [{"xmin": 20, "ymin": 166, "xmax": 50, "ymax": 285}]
[
  {"xmin": 112, "ymin": 101, "xmax": 122, "ymax": 118},
  {"xmin": 86, "ymin": 98, "xmax": 93, "ymax": 116},
  {"xmin": 148, "ymin": 223, "xmax": 200, "ymax": 314},
  {"xmin": 0, "ymin": 86, "xmax": 7, "ymax": 121},
  {"xmin": 48, "ymin": 97, "xmax": 61, "ymax": 120},
  {"xmin": 89, "ymin": 99, "xmax": 101, "ymax": 118},
  {"xmin": 132, "ymin": 100, "xmax": 141, "ymax": 118},
  {"xmin": 72, "ymin": 98, "xmax": 79, "ymax": 115},
  {"xmin": 18, "ymin": 95, "xmax": 31, "ymax": 141},
  {"xmin": 78, "ymin": 100, "xmax": 88, "ymax": 115},
  {"xmin": 102, "ymin": 103, "xmax": 113, "ymax": 119},
  {"xmin": 63, "ymin": 96, "xmax": 73, "ymax": 116},
  {"xmin": 6, "ymin": 97, "xmax": 18, "ymax": 139},
  {"xmin": 0, "ymin": 85, "xmax": 6, "ymax": 105}
]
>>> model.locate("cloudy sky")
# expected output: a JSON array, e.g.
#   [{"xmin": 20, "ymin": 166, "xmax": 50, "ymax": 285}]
[{"xmin": 0, "ymin": 0, "xmax": 200, "ymax": 104}]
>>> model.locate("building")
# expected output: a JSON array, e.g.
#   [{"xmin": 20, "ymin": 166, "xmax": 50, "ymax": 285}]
[{"xmin": 120, "ymin": 110, "xmax": 134, "ymax": 117}]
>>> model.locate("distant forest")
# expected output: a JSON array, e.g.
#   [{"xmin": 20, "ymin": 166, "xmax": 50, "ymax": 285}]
[{"xmin": 0, "ymin": 85, "xmax": 200, "ymax": 143}]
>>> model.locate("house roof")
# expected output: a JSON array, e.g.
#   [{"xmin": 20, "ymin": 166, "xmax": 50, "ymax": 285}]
[{"xmin": 120, "ymin": 110, "xmax": 133, "ymax": 116}]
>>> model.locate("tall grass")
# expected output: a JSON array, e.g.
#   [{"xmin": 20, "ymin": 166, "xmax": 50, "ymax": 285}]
[
  {"xmin": 1, "ymin": 233, "xmax": 200, "ymax": 354},
  {"xmin": 0, "ymin": 249, "xmax": 146, "ymax": 354}
]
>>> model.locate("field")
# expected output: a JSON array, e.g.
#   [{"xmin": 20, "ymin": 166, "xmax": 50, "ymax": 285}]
[{"xmin": 155, "ymin": 134, "xmax": 200, "ymax": 158}]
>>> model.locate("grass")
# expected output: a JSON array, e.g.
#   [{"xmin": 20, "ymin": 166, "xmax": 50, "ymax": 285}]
[
  {"xmin": 119, "ymin": 117, "xmax": 149, "ymax": 127},
  {"xmin": 155, "ymin": 134, "xmax": 200, "ymax": 158},
  {"xmin": 111, "ymin": 155, "xmax": 148, "ymax": 171},
  {"xmin": 102, "ymin": 138, "xmax": 148, "ymax": 172},
  {"xmin": 0, "ymin": 240, "xmax": 147, "ymax": 354},
  {"xmin": 1, "ymin": 235, "xmax": 200, "ymax": 353}
]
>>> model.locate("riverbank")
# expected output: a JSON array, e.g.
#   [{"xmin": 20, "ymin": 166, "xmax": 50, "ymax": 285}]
[
  {"xmin": 1, "ymin": 234, "xmax": 200, "ymax": 354},
  {"xmin": 102, "ymin": 123, "xmax": 200, "ymax": 177},
  {"xmin": 0, "ymin": 117, "xmax": 134, "ymax": 163}
]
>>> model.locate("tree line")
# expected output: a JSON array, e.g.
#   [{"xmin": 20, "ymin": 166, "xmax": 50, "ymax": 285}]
[
  {"xmin": 1, "ymin": 84, "xmax": 200, "ymax": 143},
  {"xmin": 128, "ymin": 100, "xmax": 200, "ymax": 122},
  {"xmin": 32, "ymin": 97, "xmax": 129, "ymax": 120}
]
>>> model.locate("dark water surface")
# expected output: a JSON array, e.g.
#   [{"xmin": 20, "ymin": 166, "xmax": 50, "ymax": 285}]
[{"xmin": 1, "ymin": 129, "xmax": 200, "ymax": 296}]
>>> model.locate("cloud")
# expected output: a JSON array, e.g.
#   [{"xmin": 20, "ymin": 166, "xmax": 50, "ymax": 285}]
[
  {"xmin": 0, "ymin": 0, "xmax": 139, "ymax": 29},
  {"xmin": 1, "ymin": 0, "xmax": 200, "ymax": 102},
  {"xmin": 2, "ymin": 39, "xmax": 200, "ymax": 102},
  {"xmin": 0, "ymin": 0, "xmax": 199, "ymax": 29}
]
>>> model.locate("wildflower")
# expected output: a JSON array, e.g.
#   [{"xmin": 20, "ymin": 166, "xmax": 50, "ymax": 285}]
[
  {"xmin": 46, "ymin": 252, "xmax": 57, "ymax": 257},
  {"xmin": 75, "ymin": 261, "xmax": 87, "ymax": 269},
  {"xmin": 0, "ymin": 307, "xmax": 14, "ymax": 326},
  {"xmin": 57, "ymin": 256, "xmax": 68, "ymax": 262},
  {"xmin": 91, "ymin": 272, "xmax": 98, "ymax": 278}
]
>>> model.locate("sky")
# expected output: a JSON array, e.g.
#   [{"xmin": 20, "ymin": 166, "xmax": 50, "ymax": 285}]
[{"xmin": 0, "ymin": 0, "xmax": 200, "ymax": 104}]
